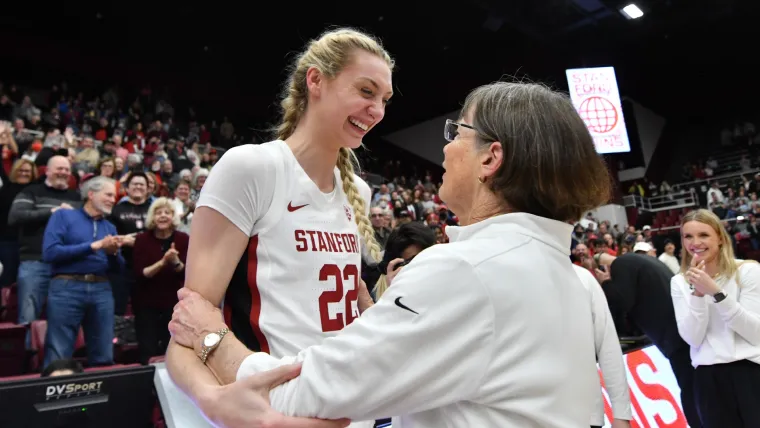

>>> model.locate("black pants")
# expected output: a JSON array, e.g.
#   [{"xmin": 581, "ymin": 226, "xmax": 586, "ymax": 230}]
[
  {"xmin": 695, "ymin": 360, "xmax": 760, "ymax": 428},
  {"xmin": 110, "ymin": 270, "xmax": 135, "ymax": 316},
  {"xmin": 668, "ymin": 348, "xmax": 702, "ymax": 428},
  {"xmin": 134, "ymin": 307, "xmax": 172, "ymax": 365}
]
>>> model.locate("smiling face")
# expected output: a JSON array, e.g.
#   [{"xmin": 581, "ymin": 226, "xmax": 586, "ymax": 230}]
[
  {"xmin": 438, "ymin": 111, "xmax": 484, "ymax": 217},
  {"xmin": 310, "ymin": 49, "xmax": 393, "ymax": 150},
  {"xmin": 153, "ymin": 206, "xmax": 175, "ymax": 231},
  {"xmin": 681, "ymin": 220, "xmax": 721, "ymax": 264}
]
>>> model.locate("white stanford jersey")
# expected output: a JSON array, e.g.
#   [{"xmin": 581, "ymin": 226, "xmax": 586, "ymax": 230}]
[{"xmin": 197, "ymin": 140, "xmax": 372, "ymax": 359}]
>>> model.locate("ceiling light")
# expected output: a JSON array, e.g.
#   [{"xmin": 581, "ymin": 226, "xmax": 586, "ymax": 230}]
[{"xmin": 620, "ymin": 4, "xmax": 644, "ymax": 19}]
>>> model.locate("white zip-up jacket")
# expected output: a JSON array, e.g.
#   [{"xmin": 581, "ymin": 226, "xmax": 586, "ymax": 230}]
[
  {"xmin": 238, "ymin": 213, "xmax": 599, "ymax": 427},
  {"xmin": 573, "ymin": 265, "xmax": 632, "ymax": 425}
]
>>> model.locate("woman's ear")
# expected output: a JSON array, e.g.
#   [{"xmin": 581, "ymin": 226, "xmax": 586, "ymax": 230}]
[
  {"xmin": 305, "ymin": 66, "xmax": 323, "ymax": 99},
  {"xmin": 481, "ymin": 141, "xmax": 503, "ymax": 179}
]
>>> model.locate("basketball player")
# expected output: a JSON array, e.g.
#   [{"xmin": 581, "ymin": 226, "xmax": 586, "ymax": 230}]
[
  {"xmin": 171, "ymin": 82, "xmax": 611, "ymax": 427},
  {"xmin": 164, "ymin": 28, "xmax": 392, "ymax": 428}
]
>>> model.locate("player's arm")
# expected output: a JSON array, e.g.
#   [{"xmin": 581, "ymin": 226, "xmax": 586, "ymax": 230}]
[
  {"xmin": 670, "ymin": 274, "xmax": 709, "ymax": 347},
  {"xmin": 165, "ymin": 146, "xmax": 272, "ymax": 400},
  {"xmin": 234, "ymin": 247, "xmax": 494, "ymax": 421}
]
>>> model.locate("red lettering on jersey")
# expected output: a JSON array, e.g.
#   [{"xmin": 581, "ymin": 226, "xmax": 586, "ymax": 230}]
[
  {"xmin": 627, "ymin": 351, "xmax": 686, "ymax": 428},
  {"xmin": 306, "ymin": 230, "xmax": 317, "ymax": 249},
  {"xmin": 294, "ymin": 230, "xmax": 308, "ymax": 252},
  {"xmin": 325, "ymin": 232, "xmax": 337, "ymax": 252},
  {"xmin": 293, "ymin": 230, "xmax": 361, "ymax": 253},
  {"xmin": 317, "ymin": 231, "xmax": 329, "ymax": 252},
  {"xmin": 333, "ymin": 233, "xmax": 345, "ymax": 252}
]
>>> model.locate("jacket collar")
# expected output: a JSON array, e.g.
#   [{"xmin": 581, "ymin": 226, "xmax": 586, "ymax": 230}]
[{"xmin": 445, "ymin": 213, "xmax": 573, "ymax": 255}]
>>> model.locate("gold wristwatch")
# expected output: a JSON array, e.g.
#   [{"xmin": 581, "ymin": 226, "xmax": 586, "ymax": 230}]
[{"xmin": 198, "ymin": 327, "xmax": 230, "ymax": 364}]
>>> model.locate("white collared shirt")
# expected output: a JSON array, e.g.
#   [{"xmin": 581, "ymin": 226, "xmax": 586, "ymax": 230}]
[
  {"xmin": 237, "ymin": 213, "xmax": 599, "ymax": 427},
  {"xmin": 671, "ymin": 261, "xmax": 760, "ymax": 367}
]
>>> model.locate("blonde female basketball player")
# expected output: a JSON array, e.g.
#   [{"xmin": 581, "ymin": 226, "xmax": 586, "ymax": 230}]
[{"xmin": 165, "ymin": 28, "xmax": 391, "ymax": 428}]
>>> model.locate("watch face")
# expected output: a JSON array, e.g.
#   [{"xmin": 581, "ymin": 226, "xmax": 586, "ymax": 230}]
[{"xmin": 204, "ymin": 333, "xmax": 221, "ymax": 347}]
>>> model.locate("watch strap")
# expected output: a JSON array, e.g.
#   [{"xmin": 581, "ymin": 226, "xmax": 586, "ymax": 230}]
[{"xmin": 199, "ymin": 327, "xmax": 230, "ymax": 364}]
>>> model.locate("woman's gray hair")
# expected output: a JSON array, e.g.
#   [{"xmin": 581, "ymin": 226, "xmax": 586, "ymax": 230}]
[
  {"xmin": 145, "ymin": 197, "xmax": 181, "ymax": 230},
  {"xmin": 460, "ymin": 81, "xmax": 611, "ymax": 222},
  {"xmin": 126, "ymin": 153, "xmax": 143, "ymax": 166},
  {"xmin": 81, "ymin": 176, "xmax": 116, "ymax": 201},
  {"xmin": 192, "ymin": 168, "xmax": 209, "ymax": 187}
]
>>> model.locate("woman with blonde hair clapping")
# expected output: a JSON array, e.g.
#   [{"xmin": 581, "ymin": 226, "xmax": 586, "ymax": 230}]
[{"xmin": 672, "ymin": 208, "xmax": 760, "ymax": 427}]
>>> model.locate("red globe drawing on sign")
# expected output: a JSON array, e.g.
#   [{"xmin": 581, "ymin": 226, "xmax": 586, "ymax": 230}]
[{"xmin": 578, "ymin": 96, "xmax": 618, "ymax": 133}]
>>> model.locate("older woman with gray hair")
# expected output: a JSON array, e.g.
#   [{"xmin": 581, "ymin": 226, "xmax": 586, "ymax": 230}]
[
  {"xmin": 168, "ymin": 82, "xmax": 612, "ymax": 428},
  {"xmin": 132, "ymin": 197, "xmax": 189, "ymax": 364},
  {"xmin": 190, "ymin": 168, "xmax": 209, "ymax": 201}
]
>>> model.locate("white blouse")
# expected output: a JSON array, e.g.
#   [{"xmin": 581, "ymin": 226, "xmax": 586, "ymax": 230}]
[{"xmin": 671, "ymin": 261, "xmax": 760, "ymax": 367}]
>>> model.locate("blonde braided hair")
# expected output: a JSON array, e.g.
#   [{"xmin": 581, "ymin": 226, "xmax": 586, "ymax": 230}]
[
  {"xmin": 337, "ymin": 147, "xmax": 383, "ymax": 266},
  {"xmin": 275, "ymin": 28, "xmax": 392, "ymax": 274}
]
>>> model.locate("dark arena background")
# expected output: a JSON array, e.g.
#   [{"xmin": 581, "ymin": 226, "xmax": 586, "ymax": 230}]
[{"xmin": 0, "ymin": 0, "xmax": 759, "ymax": 427}]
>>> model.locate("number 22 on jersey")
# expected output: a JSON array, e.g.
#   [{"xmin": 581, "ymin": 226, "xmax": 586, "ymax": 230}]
[{"xmin": 318, "ymin": 264, "xmax": 360, "ymax": 332}]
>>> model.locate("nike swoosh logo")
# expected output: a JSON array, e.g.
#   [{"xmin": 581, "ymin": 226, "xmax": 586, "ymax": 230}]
[
  {"xmin": 287, "ymin": 202, "xmax": 309, "ymax": 212},
  {"xmin": 394, "ymin": 297, "xmax": 418, "ymax": 314}
]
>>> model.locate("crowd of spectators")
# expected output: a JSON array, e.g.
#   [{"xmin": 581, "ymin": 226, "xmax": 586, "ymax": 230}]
[{"xmin": 0, "ymin": 78, "xmax": 756, "ymax": 382}]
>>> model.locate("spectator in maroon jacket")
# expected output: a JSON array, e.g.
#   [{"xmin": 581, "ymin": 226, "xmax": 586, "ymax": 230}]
[{"xmin": 132, "ymin": 197, "xmax": 188, "ymax": 364}]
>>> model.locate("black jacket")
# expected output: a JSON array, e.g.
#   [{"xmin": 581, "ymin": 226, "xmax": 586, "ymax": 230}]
[
  {"xmin": 602, "ymin": 253, "xmax": 690, "ymax": 359},
  {"xmin": 8, "ymin": 182, "xmax": 81, "ymax": 261}
]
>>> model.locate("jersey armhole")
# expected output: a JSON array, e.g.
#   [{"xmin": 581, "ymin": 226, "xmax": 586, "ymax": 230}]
[{"xmin": 252, "ymin": 143, "xmax": 293, "ymax": 236}]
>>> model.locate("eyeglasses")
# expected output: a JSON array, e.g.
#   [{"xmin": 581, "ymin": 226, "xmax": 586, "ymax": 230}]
[{"xmin": 444, "ymin": 119, "xmax": 484, "ymax": 142}]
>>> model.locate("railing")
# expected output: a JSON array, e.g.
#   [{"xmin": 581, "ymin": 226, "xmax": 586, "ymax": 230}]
[
  {"xmin": 623, "ymin": 188, "xmax": 699, "ymax": 212},
  {"xmin": 671, "ymin": 168, "xmax": 760, "ymax": 192},
  {"xmin": 650, "ymin": 215, "xmax": 744, "ymax": 233}
]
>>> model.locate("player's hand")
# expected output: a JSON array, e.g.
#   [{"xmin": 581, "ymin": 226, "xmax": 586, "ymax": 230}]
[
  {"xmin": 169, "ymin": 287, "xmax": 226, "ymax": 353},
  {"xmin": 198, "ymin": 363, "xmax": 350, "ymax": 428},
  {"xmin": 611, "ymin": 419, "xmax": 631, "ymax": 428},
  {"xmin": 385, "ymin": 258, "xmax": 405, "ymax": 287}
]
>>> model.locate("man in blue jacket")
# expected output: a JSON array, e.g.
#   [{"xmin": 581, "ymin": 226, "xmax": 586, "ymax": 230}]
[{"xmin": 42, "ymin": 176, "xmax": 125, "ymax": 367}]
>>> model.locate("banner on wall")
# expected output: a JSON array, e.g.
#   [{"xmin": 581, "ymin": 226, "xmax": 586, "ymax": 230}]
[
  {"xmin": 565, "ymin": 66, "xmax": 632, "ymax": 155},
  {"xmin": 600, "ymin": 345, "xmax": 690, "ymax": 427}
]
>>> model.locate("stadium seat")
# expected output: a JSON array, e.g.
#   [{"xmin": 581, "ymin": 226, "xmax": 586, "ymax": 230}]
[
  {"xmin": 1, "ymin": 284, "xmax": 18, "ymax": 323},
  {"xmin": 29, "ymin": 320, "xmax": 86, "ymax": 371},
  {"xmin": 0, "ymin": 323, "xmax": 27, "ymax": 376}
]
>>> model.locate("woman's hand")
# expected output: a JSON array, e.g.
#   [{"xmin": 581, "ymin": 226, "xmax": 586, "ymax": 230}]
[
  {"xmin": 198, "ymin": 363, "xmax": 351, "ymax": 428},
  {"xmin": 163, "ymin": 243, "xmax": 180, "ymax": 265},
  {"xmin": 385, "ymin": 258, "xmax": 406, "ymax": 287},
  {"xmin": 169, "ymin": 288, "xmax": 226, "ymax": 352},
  {"xmin": 685, "ymin": 255, "xmax": 719, "ymax": 297}
]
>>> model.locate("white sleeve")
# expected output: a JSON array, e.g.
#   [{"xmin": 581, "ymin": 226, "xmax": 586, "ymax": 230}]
[
  {"xmin": 671, "ymin": 274, "xmax": 709, "ymax": 347},
  {"xmin": 236, "ymin": 246, "xmax": 494, "ymax": 420},
  {"xmin": 577, "ymin": 268, "xmax": 632, "ymax": 421},
  {"xmin": 714, "ymin": 263, "xmax": 760, "ymax": 346},
  {"xmin": 196, "ymin": 145, "xmax": 276, "ymax": 236}
]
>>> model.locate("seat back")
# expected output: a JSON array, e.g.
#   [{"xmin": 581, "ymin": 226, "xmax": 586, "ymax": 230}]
[{"xmin": 0, "ymin": 323, "xmax": 28, "ymax": 376}]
